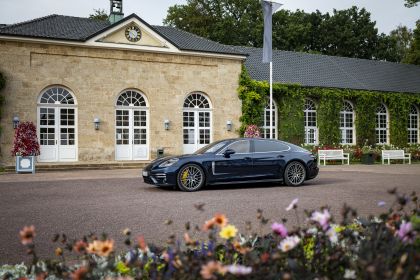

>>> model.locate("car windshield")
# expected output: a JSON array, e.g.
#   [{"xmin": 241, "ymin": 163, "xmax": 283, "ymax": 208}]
[{"xmin": 194, "ymin": 141, "xmax": 228, "ymax": 154}]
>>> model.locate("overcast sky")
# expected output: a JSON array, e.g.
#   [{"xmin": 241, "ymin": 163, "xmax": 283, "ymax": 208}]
[{"xmin": 0, "ymin": 0, "xmax": 419, "ymax": 34}]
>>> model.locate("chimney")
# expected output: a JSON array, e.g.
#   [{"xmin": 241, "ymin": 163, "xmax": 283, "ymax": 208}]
[{"xmin": 109, "ymin": 0, "xmax": 124, "ymax": 24}]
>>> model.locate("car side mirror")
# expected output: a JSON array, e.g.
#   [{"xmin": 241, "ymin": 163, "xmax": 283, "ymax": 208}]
[{"xmin": 223, "ymin": 149, "xmax": 236, "ymax": 158}]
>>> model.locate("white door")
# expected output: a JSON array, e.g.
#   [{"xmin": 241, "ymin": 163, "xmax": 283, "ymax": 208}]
[
  {"xmin": 115, "ymin": 108, "xmax": 149, "ymax": 160},
  {"xmin": 38, "ymin": 107, "xmax": 77, "ymax": 162},
  {"xmin": 183, "ymin": 110, "xmax": 211, "ymax": 154}
]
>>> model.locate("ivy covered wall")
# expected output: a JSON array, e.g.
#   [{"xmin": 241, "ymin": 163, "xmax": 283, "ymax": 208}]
[{"xmin": 238, "ymin": 67, "xmax": 420, "ymax": 147}]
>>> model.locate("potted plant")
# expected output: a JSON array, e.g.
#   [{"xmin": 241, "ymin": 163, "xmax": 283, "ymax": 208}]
[
  {"xmin": 11, "ymin": 122, "xmax": 40, "ymax": 173},
  {"xmin": 244, "ymin": 124, "xmax": 261, "ymax": 138}
]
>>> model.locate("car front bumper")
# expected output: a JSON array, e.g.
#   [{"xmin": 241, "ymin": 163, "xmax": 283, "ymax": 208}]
[{"xmin": 142, "ymin": 168, "xmax": 177, "ymax": 187}]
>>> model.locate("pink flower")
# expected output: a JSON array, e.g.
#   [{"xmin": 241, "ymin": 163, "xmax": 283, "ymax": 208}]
[
  {"xmin": 397, "ymin": 221, "xmax": 417, "ymax": 243},
  {"xmin": 225, "ymin": 264, "xmax": 252, "ymax": 275},
  {"xmin": 310, "ymin": 209, "xmax": 331, "ymax": 231},
  {"xmin": 285, "ymin": 198, "xmax": 298, "ymax": 211},
  {"xmin": 271, "ymin": 223, "xmax": 288, "ymax": 238},
  {"xmin": 278, "ymin": 235, "xmax": 300, "ymax": 252}
]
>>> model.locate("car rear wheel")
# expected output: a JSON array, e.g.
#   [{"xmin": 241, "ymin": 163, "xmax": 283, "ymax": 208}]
[
  {"xmin": 284, "ymin": 161, "xmax": 306, "ymax": 186},
  {"xmin": 177, "ymin": 164, "xmax": 205, "ymax": 192}
]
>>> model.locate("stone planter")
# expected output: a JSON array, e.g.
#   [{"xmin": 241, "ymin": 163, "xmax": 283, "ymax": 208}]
[
  {"xmin": 15, "ymin": 155, "xmax": 35, "ymax": 173},
  {"xmin": 361, "ymin": 153, "xmax": 375, "ymax": 165}
]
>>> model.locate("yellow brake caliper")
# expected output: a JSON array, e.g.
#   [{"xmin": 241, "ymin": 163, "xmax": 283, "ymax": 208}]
[{"xmin": 181, "ymin": 169, "xmax": 189, "ymax": 185}]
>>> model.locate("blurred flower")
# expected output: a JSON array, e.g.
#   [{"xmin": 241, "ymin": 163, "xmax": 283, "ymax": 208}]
[
  {"xmin": 213, "ymin": 213, "xmax": 228, "ymax": 228},
  {"xmin": 219, "ymin": 225, "xmax": 238, "ymax": 239},
  {"xmin": 184, "ymin": 232, "xmax": 196, "ymax": 246},
  {"xmin": 326, "ymin": 227, "xmax": 338, "ymax": 244},
  {"xmin": 87, "ymin": 240, "xmax": 114, "ymax": 257},
  {"xmin": 310, "ymin": 209, "xmax": 331, "ymax": 230},
  {"xmin": 244, "ymin": 125, "xmax": 261, "ymax": 138},
  {"xmin": 200, "ymin": 261, "xmax": 227, "ymax": 279},
  {"xmin": 397, "ymin": 221, "xmax": 417, "ymax": 243},
  {"xmin": 377, "ymin": 201, "xmax": 386, "ymax": 207},
  {"xmin": 271, "ymin": 222, "xmax": 288, "ymax": 238},
  {"xmin": 137, "ymin": 235, "xmax": 148, "ymax": 251},
  {"xmin": 123, "ymin": 228, "xmax": 131, "ymax": 236},
  {"xmin": 55, "ymin": 247, "xmax": 63, "ymax": 256},
  {"xmin": 344, "ymin": 269, "xmax": 356, "ymax": 279},
  {"xmin": 225, "ymin": 264, "xmax": 252, "ymax": 275},
  {"xmin": 19, "ymin": 225, "xmax": 35, "ymax": 245},
  {"xmin": 203, "ymin": 219, "xmax": 216, "ymax": 231},
  {"xmin": 285, "ymin": 198, "xmax": 298, "ymax": 211},
  {"xmin": 73, "ymin": 240, "xmax": 87, "ymax": 254},
  {"xmin": 278, "ymin": 235, "xmax": 301, "ymax": 252},
  {"xmin": 233, "ymin": 241, "xmax": 251, "ymax": 254},
  {"xmin": 70, "ymin": 267, "xmax": 88, "ymax": 280}
]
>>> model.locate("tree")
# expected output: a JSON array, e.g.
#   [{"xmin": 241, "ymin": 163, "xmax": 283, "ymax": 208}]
[
  {"xmin": 375, "ymin": 25, "xmax": 413, "ymax": 62},
  {"xmin": 403, "ymin": 20, "xmax": 420, "ymax": 65},
  {"xmin": 89, "ymin": 9, "xmax": 108, "ymax": 21},
  {"xmin": 164, "ymin": 2, "xmax": 402, "ymax": 61},
  {"xmin": 404, "ymin": 0, "xmax": 419, "ymax": 7},
  {"xmin": 164, "ymin": 0, "xmax": 263, "ymax": 47}
]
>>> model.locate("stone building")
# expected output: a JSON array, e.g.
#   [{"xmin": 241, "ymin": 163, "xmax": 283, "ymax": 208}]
[
  {"xmin": 0, "ymin": 3, "xmax": 245, "ymax": 167},
  {"xmin": 1, "ymin": 1, "xmax": 420, "ymax": 168}
]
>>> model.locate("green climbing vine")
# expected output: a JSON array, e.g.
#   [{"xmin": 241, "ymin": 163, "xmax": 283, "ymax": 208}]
[{"xmin": 238, "ymin": 67, "xmax": 420, "ymax": 147}]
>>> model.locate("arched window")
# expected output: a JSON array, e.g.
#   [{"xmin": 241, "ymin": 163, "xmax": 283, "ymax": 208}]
[
  {"xmin": 340, "ymin": 101, "xmax": 355, "ymax": 145},
  {"xmin": 115, "ymin": 89, "xmax": 149, "ymax": 161},
  {"xmin": 375, "ymin": 103, "xmax": 389, "ymax": 144},
  {"xmin": 262, "ymin": 99, "xmax": 278, "ymax": 139},
  {"xmin": 182, "ymin": 92, "xmax": 212, "ymax": 154},
  {"xmin": 39, "ymin": 87, "xmax": 75, "ymax": 104},
  {"xmin": 37, "ymin": 86, "xmax": 77, "ymax": 162},
  {"xmin": 304, "ymin": 99, "xmax": 317, "ymax": 145},
  {"xmin": 408, "ymin": 105, "xmax": 419, "ymax": 144}
]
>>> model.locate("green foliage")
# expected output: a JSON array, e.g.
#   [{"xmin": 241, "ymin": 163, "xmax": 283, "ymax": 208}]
[
  {"xmin": 238, "ymin": 68, "xmax": 420, "ymax": 146},
  {"xmin": 403, "ymin": 20, "xmax": 420, "ymax": 65},
  {"xmin": 404, "ymin": 0, "xmax": 419, "ymax": 7},
  {"xmin": 89, "ymin": 8, "xmax": 109, "ymax": 21},
  {"xmin": 317, "ymin": 93, "xmax": 341, "ymax": 145},
  {"xmin": 165, "ymin": 3, "xmax": 414, "ymax": 63}
]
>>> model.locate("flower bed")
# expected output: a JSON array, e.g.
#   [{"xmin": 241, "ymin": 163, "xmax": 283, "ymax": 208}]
[{"xmin": 0, "ymin": 190, "xmax": 418, "ymax": 279}]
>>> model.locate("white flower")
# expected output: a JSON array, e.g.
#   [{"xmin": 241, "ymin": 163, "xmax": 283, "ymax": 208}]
[
  {"xmin": 344, "ymin": 269, "xmax": 356, "ymax": 279},
  {"xmin": 310, "ymin": 209, "xmax": 331, "ymax": 230},
  {"xmin": 278, "ymin": 235, "xmax": 301, "ymax": 252},
  {"xmin": 225, "ymin": 264, "xmax": 252, "ymax": 275},
  {"xmin": 326, "ymin": 227, "xmax": 338, "ymax": 244},
  {"xmin": 285, "ymin": 198, "xmax": 299, "ymax": 211}
]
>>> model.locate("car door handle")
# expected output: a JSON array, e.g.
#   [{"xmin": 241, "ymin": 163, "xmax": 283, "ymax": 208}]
[
  {"xmin": 244, "ymin": 157, "xmax": 252, "ymax": 160},
  {"xmin": 277, "ymin": 155, "xmax": 284, "ymax": 158}
]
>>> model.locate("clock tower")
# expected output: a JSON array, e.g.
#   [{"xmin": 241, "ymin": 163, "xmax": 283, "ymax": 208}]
[{"xmin": 109, "ymin": 0, "xmax": 124, "ymax": 24}]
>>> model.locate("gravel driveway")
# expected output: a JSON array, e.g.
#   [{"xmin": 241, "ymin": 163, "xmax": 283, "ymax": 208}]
[{"xmin": 0, "ymin": 164, "xmax": 419, "ymax": 264}]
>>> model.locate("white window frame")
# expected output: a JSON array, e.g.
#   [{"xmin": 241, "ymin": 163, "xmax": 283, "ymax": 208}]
[
  {"xmin": 340, "ymin": 100, "xmax": 356, "ymax": 145},
  {"xmin": 408, "ymin": 105, "xmax": 419, "ymax": 144},
  {"xmin": 375, "ymin": 103, "xmax": 389, "ymax": 145},
  {"xmin": 262, "ymin": 99, "xmax": 278, "ymax": 139},
  {"xmin": 304, "ymin": 99, "xmax": 318, "ymax": 145}
]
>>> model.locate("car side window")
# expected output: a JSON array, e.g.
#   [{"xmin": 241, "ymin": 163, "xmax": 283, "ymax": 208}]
[
  {"xmin": 225, "ymin": 140, "xmax": 251, "ymax": 154},
  {"xmin": 254, "ymin": 140, "xmax": 290, "ymax": 153}
]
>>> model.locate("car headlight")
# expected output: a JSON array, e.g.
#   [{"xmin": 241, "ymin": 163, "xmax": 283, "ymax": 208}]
[{"xmin": 158, "ymin": 158, "xmax": 179, "ymax": 168}]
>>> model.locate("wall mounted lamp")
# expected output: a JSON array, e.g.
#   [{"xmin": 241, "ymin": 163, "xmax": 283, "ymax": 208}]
[
  {"xmin": 164, "ymin": 119, "xmax": 170, "ymax": 130},
  {"xmin": 226, "ymin": 120, "xmax": 232, "ymax": 131},
  {"xmin": 13, "ymin": 116, "xmax": 20, "ymax": 129},
  {"xmin": 93, "ymin": 117, "xmax": 101, "ymax": 130}
]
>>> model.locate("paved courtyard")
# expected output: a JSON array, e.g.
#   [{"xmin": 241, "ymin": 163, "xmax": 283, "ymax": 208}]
[{"xmin": 0, "ymin": 164, "xmax": 419, "ymax": 264}]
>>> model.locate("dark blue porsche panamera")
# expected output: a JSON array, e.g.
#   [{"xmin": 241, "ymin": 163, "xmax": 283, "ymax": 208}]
[{"xmin": 142, "ymin": 138, "xmax": 319, "ymax": 192}]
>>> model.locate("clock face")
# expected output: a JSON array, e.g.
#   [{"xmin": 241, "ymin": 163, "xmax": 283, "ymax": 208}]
[{"xmin": 125, "ymin": 25, "xmax": 142, "ymax": 42}]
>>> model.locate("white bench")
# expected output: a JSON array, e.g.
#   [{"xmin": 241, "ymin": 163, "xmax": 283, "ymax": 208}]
[
  {"xmin": 381, "ymin": 150, "xmax": 411, "ymax": 165},
  {"xmin": 318, "ymin": 149, "xmax": 350, "ymax": 166}
]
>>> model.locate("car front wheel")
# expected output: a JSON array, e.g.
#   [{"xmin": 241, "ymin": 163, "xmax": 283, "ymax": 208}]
[
  {"xmin": 177, "ymin": 164, "xmax": 205, "ymax": 192},
  {"xmin": 284, "ymin": 161, "xmax": 306, "ymax": 186}
]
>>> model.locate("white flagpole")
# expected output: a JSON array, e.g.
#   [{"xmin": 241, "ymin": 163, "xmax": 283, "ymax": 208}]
[{"xmin": 270, "ymin": 61, "xmax": 273, "ymax": 139}]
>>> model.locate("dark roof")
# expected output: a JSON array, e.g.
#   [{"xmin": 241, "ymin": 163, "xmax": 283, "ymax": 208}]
[
  {"xmin": 0, "ymin": 15, "xmax": 109, "ymax": 41},
  {"xmin": 0, "ymin": 14, "xmax": 243, "ymax": 56},
  {"xmin": 233, "ymin": 46, "xmax": 420, "ymax": 94}
]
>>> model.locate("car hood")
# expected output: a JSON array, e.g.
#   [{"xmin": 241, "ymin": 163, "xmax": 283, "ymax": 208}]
[{"xmin": 149, "ymin": 154, "xmax": 204, "ymax": 168}]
